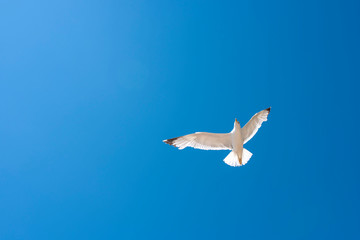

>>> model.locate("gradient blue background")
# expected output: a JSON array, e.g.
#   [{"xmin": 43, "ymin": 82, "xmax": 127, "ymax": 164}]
[{"xmin": 1, "ymin": 0, "xmax": 360, "ymax": 239}]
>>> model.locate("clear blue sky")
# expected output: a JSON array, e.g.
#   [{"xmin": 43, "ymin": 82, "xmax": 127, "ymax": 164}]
[{"xmin": 1, "ymin": 0, "xmax": 360, "ymax": 239}]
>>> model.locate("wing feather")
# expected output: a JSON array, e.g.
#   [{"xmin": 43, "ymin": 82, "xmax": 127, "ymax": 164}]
[
  {"xmin": 241, "ymin": 107, "xmax": 271, "ymax": 144},
  {"xmin": 163, "ymin": 132, "xmax": 232, "ymax": 150}
]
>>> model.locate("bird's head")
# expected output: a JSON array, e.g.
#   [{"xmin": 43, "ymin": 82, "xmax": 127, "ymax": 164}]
[{"xmin": 234, "ymin": 118, "xmax": 241, "ymax": 128}]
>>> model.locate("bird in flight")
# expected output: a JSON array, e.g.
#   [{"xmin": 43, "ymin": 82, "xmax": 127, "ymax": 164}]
[{"xmin": 163, "ymin": 107, "xmax": 271, "ymax": 167}]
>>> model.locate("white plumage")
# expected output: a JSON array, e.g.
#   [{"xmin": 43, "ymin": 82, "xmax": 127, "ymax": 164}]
[{"xmin": 163, "ymin": 107, "xmax": 271, "ymax": 167}]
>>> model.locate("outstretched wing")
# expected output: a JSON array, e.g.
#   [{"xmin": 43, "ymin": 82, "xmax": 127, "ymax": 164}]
[
  {"xmin": 241, "ymin": 107, "xmax": 271, "ymax": 144},
  {"xmin": 163, "ymin": 132, "xmax": 232, "ymax": 150}
]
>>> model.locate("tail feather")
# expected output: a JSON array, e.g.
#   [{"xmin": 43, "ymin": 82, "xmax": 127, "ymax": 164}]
[
  {"xmin": 223, "ymin": 151, "xmax": 241, "ymax": 167},
  {"xmin": 223, "ymin": 148, "xmax": 253, "ymax": 167},
  {"xmin": 242, "ymin": 148, "xmax": 253, "ymax": 165}
]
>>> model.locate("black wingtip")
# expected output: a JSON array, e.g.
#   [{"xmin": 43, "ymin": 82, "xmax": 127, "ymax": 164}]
[
  {"xmin": 163, "ymin": 137, "xmax": 179, "ymax": 146},
  {"xmin": 266, "ymin": 107, "xmax": 271, "ymax": 112}
]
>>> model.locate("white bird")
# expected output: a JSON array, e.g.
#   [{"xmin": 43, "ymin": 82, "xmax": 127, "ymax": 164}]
[{"xmin": 163, "ymin": 107, "xmax": 271, "ymax": 167}]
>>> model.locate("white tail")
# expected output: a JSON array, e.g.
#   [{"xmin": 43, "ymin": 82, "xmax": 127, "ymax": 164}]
[
  {"xmin": 242, "ymin": 148, "xmax": 253, "ymax": 165},
  {"xmin": 223, "ymin": 148, "xmax": 253, "ymax": 167}
]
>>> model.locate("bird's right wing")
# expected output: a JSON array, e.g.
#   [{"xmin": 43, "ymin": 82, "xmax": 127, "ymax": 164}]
[
  {"xmin": 241, "ymin": 107, "xmax": 271, "ymax": 144},
  {"xmin": 163, "ymin": 132, "xmax": 232, "ymax": 150}
]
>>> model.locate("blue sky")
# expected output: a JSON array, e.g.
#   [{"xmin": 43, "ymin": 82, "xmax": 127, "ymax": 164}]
[{"xmin": 1, "ymin": 0, "xmax": 360, "ymax": 239}]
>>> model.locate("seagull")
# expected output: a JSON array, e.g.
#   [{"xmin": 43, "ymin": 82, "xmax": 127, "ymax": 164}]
[{"xmin": 163, "ymin": 107, "xmax": 271, "ymax": 167}]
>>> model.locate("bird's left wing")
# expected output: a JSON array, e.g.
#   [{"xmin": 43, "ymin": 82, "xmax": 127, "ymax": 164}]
[
  {"xmin": 241, "ymin": 107, "xmax": 271, "ymax": 144},
  {"xmin": 163, "ymin": 132, "xmax": 232, "ymax": 150}
]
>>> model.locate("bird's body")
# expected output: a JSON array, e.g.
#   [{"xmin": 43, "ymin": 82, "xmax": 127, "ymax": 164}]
[
  {"xmin": 163, "ymin": 107, "xmax": 271, "ymax": 167},
  {"xmin": 232, "ymin": 119, "xmax": 243, "ymax": 164}
]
